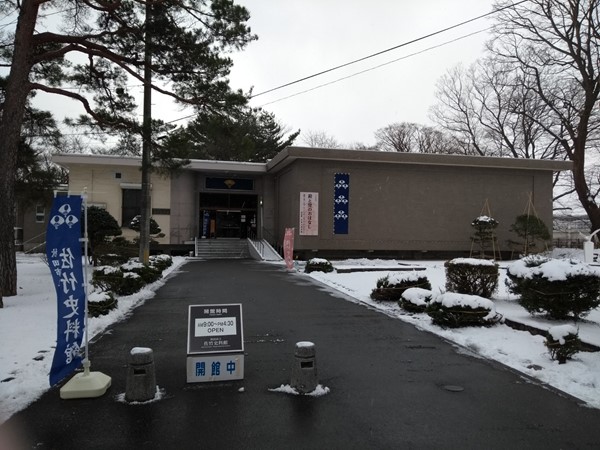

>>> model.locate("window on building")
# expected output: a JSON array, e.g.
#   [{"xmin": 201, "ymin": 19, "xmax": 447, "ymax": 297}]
[
  {"xmin": 35, "ymin": 205, "xmax": 45, "ymax": 223},
  {"xmin": 122, "ymin": 189, "xmax": 141, "ymax": 226}
]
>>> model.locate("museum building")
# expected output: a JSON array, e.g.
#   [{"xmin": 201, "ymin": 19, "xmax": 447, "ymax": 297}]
[{"xmin": 52, "ymin": 146, "xmax": 572, "ymax": 260}]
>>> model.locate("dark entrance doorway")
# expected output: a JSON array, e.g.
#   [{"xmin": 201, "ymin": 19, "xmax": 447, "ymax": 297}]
[{"xmin": 199, "ymin": 193, "xmax": 257, "ymax": 239}]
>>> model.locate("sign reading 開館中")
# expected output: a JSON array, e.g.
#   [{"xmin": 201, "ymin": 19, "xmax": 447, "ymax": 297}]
[{"xmin": 187, "ymin": 304, "xmax": 244, "ymax": 383}]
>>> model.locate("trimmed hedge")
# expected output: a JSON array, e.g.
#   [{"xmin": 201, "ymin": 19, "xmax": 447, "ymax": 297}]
[
  {"xmin": 88, "ymin": 291, "xmax": 118, "ymax": 317},
  {"xmin": 122, "ymin": 261, "xmax": 162, "ymax": 284},
  {"xmin": 92, "ymin": 266, "xmax": 146, "ymax": 296},
  {"xmin": 399, "ymin": 287, "xmax": 433, "ymax": 313},
  {"xmin": 305, "ymin": 258, "xmax": 334, "ymax": 273},
  {"xmin": 150, "ymin": 254, "xmax": 173, "ymax": 272},
  {"xmin": 445, "ymin": 258, "xmax": 499, "ymax": 299},
  {"xmin": 507, "ymin": 256, "xmax": 600, "ymax": 320},
  {"xmin": 371, "ymin": 272, "xmax": 431, "ymax": 302},
  {"xmin": 426, "ymin": 292, "xmax": 502, "ymax": 328}
]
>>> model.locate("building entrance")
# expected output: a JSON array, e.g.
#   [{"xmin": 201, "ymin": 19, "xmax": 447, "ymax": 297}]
[{"xmin": 199, "ymin": 193, "xmax": 257, "ymax": 239}]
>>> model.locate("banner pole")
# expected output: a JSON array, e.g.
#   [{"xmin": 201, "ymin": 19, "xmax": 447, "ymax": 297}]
[
  {"xmin": 59, "ymin": 189, "xmax": 111, "ymax": 399},
  {"xmin": 82, "ymin": 189, "xmax": 90, "ymax": 374}
]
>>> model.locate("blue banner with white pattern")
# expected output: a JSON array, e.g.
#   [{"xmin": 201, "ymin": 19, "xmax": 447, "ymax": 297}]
[
  {"xmin": 334, "ymin": 173, "xmax": 350, "ymax": 234},
  {"xmin": 46, "ymin": 196, "xmax": 85, "ymax": 386}
]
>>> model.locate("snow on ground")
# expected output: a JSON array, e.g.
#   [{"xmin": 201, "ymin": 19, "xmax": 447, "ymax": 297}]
[
  {"xmin": 0, "ymin": 254, "xmax": 187, "ymax": 424},
  {"xmin": 1, "ymin": 249, "xmax": 600, "ymax": 425},
  {"xmin": 306, "ymin": 249, "xmax": 600, "ymax": 410}
]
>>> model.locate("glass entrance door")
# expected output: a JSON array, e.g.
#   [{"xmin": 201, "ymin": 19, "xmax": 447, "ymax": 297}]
[
  {"xmin": 199, "ymin": 193, "xmax": 258, "ymax": 239},
  {"xmin": 216, "ymin": 210, "xmax": 241, "ymax": 238}
]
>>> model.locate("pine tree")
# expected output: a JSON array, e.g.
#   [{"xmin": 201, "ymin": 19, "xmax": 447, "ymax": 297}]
[
  {"xmin": 175, "ymin": 108, "xmax": 300, "ymax": 162},
  {"xmin": 0, "ymin": 0, "xmax": 256, "ymax": 297}
]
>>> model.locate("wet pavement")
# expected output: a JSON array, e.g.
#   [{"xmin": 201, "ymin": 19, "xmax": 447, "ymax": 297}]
[{"xmin": 3, "ymin": 259, "xmax": 600, "ymax": 449}]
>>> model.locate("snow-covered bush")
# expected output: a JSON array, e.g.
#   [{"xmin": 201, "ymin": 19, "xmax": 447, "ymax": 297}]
[
  {"xmin": 426, "ymin": 292, "xmax": 502, "ymax": 328},
  {"xmin": 506, "ymin": 256, "xmax": 600, "ymax": 320},
  {"xmin": 305, "ymin": 258, "xmax": 334, "ymax": 273},
  {"xmin": 92, "ymin": 265, "xmax": 123, "ymax": 292},
  {"xmin": 370, "ymin": 272, "xmax": 431, "ymax": 302},
  {"xmin": 150, "ymin": 254, "xmax": 173, "ymax": 272},
  {"xmin": 399, "ymin": 287, "xmax": 433, "ymax": 313},
  {"xmin": 471, "ymin": 215, "xmax": 498, "ymax": 258},
  {"xmin": 118, "ymin": 271, "xmax": 146, "ymax": 295},
  {"xmin": 92, "ymin": 265, "xmax": 145, "ymax": 296},
  {"xmin": 545, "ymin": 325, "xmax": 581, "ymax": 364},
  {"xmin": 122, "ymin": 260, "xmax": 162, "ymax": 284},
  {"xmin": 445, "ymin": 258, "xmax": 499, "ymax": 299},
  {"xmin": 87, "ymin": 289, "xmax": 118, "ymax": 317}
]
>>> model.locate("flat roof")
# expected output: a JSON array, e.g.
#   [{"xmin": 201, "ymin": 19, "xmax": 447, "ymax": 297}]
[
  {"xmin": 52, "ymin": 153, "xmax": 267, "ymax": 174},
  {"xmin": 53, "ymin": 148, "xmax": 573, "ymax": 176},
  {"xmin": 266, "ymin": 147, "xmax": 573, "ymax": 173}
]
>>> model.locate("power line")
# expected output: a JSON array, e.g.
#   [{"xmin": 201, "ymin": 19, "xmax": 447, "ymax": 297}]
[
  {"xmin": 257, "ymin": 28, "xmax": 491, "ymax": 108},
  {"xmin": 165, "ymin": 1, "xmax": 528, "ymax": 125},
  {"xmin": 249, "ymin": 0, "xmax": 529, "ymax": 99}
]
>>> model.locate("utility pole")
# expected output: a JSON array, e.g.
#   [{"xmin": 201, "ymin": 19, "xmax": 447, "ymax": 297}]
[{"xmin": 139, "ymin": 0, "xmax": 152, "ymax": 264}]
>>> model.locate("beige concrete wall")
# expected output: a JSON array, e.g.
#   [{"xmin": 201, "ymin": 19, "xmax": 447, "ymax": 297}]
[
  {"xmin": 66, "ymin": 163, "xmax": 171, "ymax": 244},
  {"xmin": 275, "ymin": 158, "xmax": 554, "ymax": 255},
  {"xmin": 170, "ymin": 171, "xmax": 197, "ymax": 244}
]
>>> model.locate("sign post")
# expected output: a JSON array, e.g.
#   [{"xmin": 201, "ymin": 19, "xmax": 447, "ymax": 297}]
[{"xmin": 186, "ymin": 304, "xmax": 244, "ymax": 383}]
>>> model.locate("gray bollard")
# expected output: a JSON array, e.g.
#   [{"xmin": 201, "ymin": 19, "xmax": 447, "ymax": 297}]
[
  {"xmin": 125, "ymin": 347, "xmax": 157, "ymax": 402},
  {"xmin": 290, "ymin": 341, "xmax": 318, "ymax": 394}
]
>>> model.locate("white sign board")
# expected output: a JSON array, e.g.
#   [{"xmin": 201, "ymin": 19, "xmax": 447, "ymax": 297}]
[
  {"xmin": 187, "ymin": 354, "xmax": 244, "ymax": 383},
  {"xmin": 299, "ymin": 192, "xmax": 319, "ymax": 236},
  {"xmin": 187, "ymin": 304, "xmax": 244, "ymax": 354}
]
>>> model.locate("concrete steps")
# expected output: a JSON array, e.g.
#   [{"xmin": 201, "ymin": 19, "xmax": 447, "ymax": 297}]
[{"xmin": 195, "ymin": 238, "xmax": 250, "ymax": 259}]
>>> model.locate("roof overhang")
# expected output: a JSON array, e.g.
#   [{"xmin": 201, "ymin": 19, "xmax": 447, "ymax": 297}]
[
  {"xmin": 266, "ymin": 147, "xmax": 573, "ymax": 173},
  {"xmin": 52, "ymin": 148, "xmax": 573, "ymax": 176},
  {"xmin": 52, "ymin": 153, "xmax": 267, "ymax": 175}
]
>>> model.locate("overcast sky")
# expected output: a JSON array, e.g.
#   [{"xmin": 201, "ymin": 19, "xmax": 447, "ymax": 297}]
[
  {"xmin": 224, "ymin": 0, "xmax": 497, "ymax": 147},
  {"xmin": 10, "ymin": 0, "xmax": 497, "ymax": 148}
]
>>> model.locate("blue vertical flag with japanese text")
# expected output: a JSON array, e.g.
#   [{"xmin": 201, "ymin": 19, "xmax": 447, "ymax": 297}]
[
  {"xmin": 334, "ymin": 173, "xmax": 350, "ymax": 234},
  {"xmin": 46, "ymin": 195, "xmax": 85, "ymax": 386}
]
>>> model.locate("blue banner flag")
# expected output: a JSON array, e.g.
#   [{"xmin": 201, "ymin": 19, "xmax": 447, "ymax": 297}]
[
  {"xmin": 46, "ymin": 195, "xmax": 85, "ymax": 386},
  {"xmin": 334, "ymin": 173, "xmax": 350, "ymax": 234}
]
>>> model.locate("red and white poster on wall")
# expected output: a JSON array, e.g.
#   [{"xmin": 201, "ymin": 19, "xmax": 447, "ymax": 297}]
[
  {"xmin": 299, "ymin": 192, "xmax": 319, "ymax": 236},
  {"xmin": 283, "ymin": 227, "xmax": 295, "ymax": 270}
]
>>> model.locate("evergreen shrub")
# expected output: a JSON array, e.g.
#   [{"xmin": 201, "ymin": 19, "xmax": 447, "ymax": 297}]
[
  {"xmin": 370, "ymin": 272, "xmax": 431, "ymax": 302},
  {"xmin": 150, "ymin": 254, "xmax": 173, "ymax": 272},
  {"xmin": 88, "ymin": 291, "xmax": 118, "ymax": 317},
  {"xmin": 445, "ymin": 258, "xmax": 499, "ymax": 299},
  {"xmin": 509, "ymin": 214, "xmax": 551, "ymax": 255},
  {"xmin": 92, "ymin": 266, "xmax": 124, "ymax": 292},
  {"xmin": 471, "ymin": 215, "xmax": 498, "ymax": 258},
  {"xmin": 545, "ymin": 325, "xmax": 581, "ymax": 364},
  {"xmin": 118, "ymin": 271, "xmax": 146, "ymax": 295},
  {"xmin": 426, "ymin": 292, "xmax": 502, "ymax": 328},
  {"xmin": 507, "ymin": 256, "xmax": 600, "ymax": 320},
  {"xmin": 92, "ymin": 266, "xmax": 145, "ymax": 296},
  {"xmin": 95, "ymin": 252, "xmax": 129, "ymax": 266},
  {"xmin": 399, "ymin": 287, "xmax": 433, "ymax": 312},
  {"xmin": 94, "ymin": 236, "xmax": 137, "ymax": 266},
  {"xmin": 122, "ymin": 260, "xmax": 162, "ymax": 284},
  {"xmin": 305, "ymin": 258, "xmax": 334, "ymax": 273}
]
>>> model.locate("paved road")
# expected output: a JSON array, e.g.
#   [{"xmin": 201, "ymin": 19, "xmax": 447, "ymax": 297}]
[{"xmin": 3, "ymin": 259, "xmax": 600, "ymax": 449}]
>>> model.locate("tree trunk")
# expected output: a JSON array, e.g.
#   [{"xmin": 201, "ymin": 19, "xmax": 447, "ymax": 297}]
[
  {"xmin": 0, "ymin": 1, "xmax": 39, "ymax": 297},
  {"xmin": 571, "ymin": 139, "xmax": 600, "ymax": 233}
]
